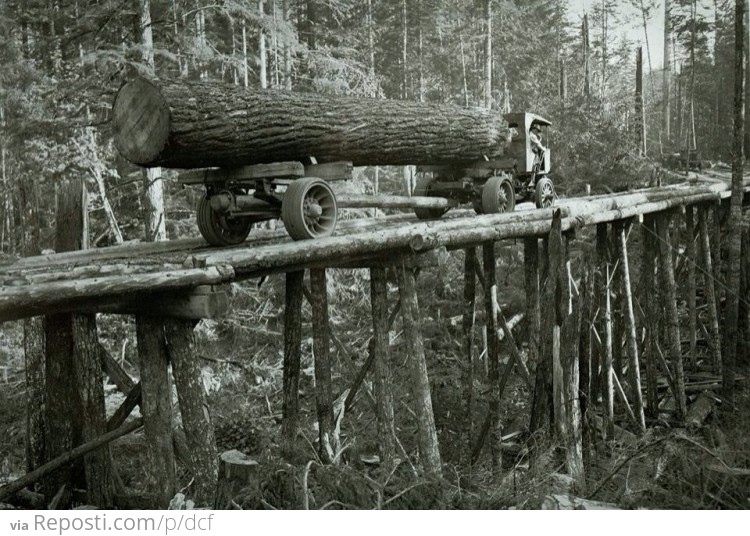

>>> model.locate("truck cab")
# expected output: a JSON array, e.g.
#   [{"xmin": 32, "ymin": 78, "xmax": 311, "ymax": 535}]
[{"xmin": 503, "ymin": 112, "xmax": 552, "ymax": 176}]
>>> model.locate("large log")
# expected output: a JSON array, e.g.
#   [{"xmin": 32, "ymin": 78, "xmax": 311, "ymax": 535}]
[{"xmin": 112, "ymin": 77, "xmax": 510, "ymax": 169}]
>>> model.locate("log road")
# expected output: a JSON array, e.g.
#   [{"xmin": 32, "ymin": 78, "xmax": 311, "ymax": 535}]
[{"xmin": 0, "ymin": 173, "xmax": 747, "ymax": 323}]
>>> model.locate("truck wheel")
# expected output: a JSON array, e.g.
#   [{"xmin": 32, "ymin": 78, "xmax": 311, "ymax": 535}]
[
  {"xmin": 282, "ymin": 177, "xmax": 338, "ymax": 240},
  {"xmin": 534, "ymin": 177, "xmax": 555, "ymax": 209},
  {"xmin": 197, "ymin": 193, "xmax": 253, "ymax": 246},
  {"xmin": 413, "ymin": 174, "xmax": 449, "ymax": 220},
  {"xmin": 481, "ymin": 176, "xmax": 516, "ymax": 214}
]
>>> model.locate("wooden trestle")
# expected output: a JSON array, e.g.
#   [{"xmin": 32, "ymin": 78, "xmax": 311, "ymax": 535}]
[{"xmin": 0, "ymin": 172, "xmax": 748, "ymax": 507}]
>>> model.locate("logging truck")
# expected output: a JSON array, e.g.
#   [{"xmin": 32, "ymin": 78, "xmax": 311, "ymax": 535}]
[
  {"xmin": 111, "ymin": 77, "xmax": 555, "ymax": 246},
  {"xmin": 412, "ymin": 112, "xmax": 555, "ymax": 220}
]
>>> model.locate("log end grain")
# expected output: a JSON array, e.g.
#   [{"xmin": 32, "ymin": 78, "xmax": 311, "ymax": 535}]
[{"xmin": 112, "ymin": 78, "xmax": 171, "ymax": 167}]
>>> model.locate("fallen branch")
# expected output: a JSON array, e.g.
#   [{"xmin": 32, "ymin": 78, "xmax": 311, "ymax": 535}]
[{"xmin": 0, "ymin": 419, "xmax": 143, "ymax": 503}]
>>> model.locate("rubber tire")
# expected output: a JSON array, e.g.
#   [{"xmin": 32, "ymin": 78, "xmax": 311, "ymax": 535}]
[
  {"xmin": 413, "ymin": 174, "xmax": 450, "ymax": 220},
  {"xmin": 481, "ymin": 176, "xmax": 516, "ymax": 214},
  {"xmin": 197, "ymin": 193, "xmax": 253, "ymax": 246},
  {"xmin": 534, "ymin": 177, "xmax": 555, "ymax": 209},
  {"xmin": 282, "ymin": 177, "xmax": 338, "ymax": 240}
]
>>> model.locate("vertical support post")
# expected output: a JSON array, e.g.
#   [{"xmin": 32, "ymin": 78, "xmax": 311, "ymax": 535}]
[
  {"xmin": 656, "ymin": 212, "xmax": 687, "ymax": 420},
  {"xmin": 617, "ymin": 221, "xmax": 646, "ymax": 434},
  {"xmin": 641, "ymin": 216, "xmax": 659, "ymax": 419},
  {"xmin": 562, "ymin": 261, "xmax": 584, "ymax": 492},
  {"xmin": 42, "ymin": 178, "xmax": 86, "ymax": 501},
  {"xmin": 551, "ymin": 221, "xmax": 566, "ymax": 438},
  {"xmin": 579, "ymin": 266, "xmax": 594, "ymax": 462},
  {"xmin": 370, "ymin": 267, "xmax": 396, "ymax": 468},
  {"xmin": 482, "ymin": 242, "xmax": 502, "ymax": 474},
  {"xmin": 164, "ymin": 319, "xmax": 219, "ymax": 505},
  {"xmin": 741, "ymin": 214, "xmax": 750, "ymax": 363},
  {"xmin": 597, "ymin": 224, "xmax": 614, "ymax": 440},
  {"xmin": 685, "ymin": 206, "xmax": 697, "ymax": 369},
  {"xmin": 462, "ymin": 248, "xmax": 477, "ymax": 459},
  {"xmin": 604, "ymin": 264, "xmax": 615, "ymax": 440},
  {"xmin": 699, "ymin": 206, "xmax": 722, "ymax": 373},
  {"xmin": 524, "ymin": 239, "xmax": 540, "ymax": 380},
  {"xmin": 592, "ymin": 223, "xmax": 614, "ymax": 437},
  {"xmin": 530, "ymin": 237, "xmax": 552, "ymax": 434},
  {"xmin": 711, "ymin": 204, "xmax": 723, "ymax": 308},
  {"xmin": 310, "ymin": 268, "xmax": 334, "ymax": 464},
  {"xmin": 591, "ymin": 224, "xmax": 607, "ymax": 413},
  {"xmin": 72, "ymin": 315, "xmax": 113, "ymax": 507},
  {"xmin": 397, "ymin": 263, "xmax": 442, "ymax": 478},
  {"xmin": 24, "ymin": 316, "xmax": 45, "ymax": 476},
  {"xmin": 611, "ymin": 223, "xmax": 624, "ymax": 383},
  {"xmin": 282, "ymin": 271, "xmax": 304, "ymax": 453},
  {"xmin": 135, "ymin": 315, "xmax": 175, "ymax": 508}
]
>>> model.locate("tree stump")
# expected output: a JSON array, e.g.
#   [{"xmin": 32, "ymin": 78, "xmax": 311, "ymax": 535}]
[{"xmin": 214, "ymin": 450, "xmax": 259, "ymax": 509}]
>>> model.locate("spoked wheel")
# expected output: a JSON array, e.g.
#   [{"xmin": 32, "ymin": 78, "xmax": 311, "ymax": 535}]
[
  {"xmin": 534, "ymin": 176, "xmax": 555, "ymax": 209},
  {"xmin": 282, "ymin": 177, "xmax": 338, "ymax": 240},
  {"xmin": 481, "ymin": 176, "xmax": 516, "ymax": 214},
  {"xmin": 413, "ymin": 174, "xmax": 450, "ymax": 220},
  {"xmin": 197, "ymin": 193, "xmax": 254, "ymax": 246}
]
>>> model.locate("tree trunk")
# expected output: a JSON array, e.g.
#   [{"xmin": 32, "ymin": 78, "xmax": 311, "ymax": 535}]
[
  {"xmin": 663, "ymin": 0, "xmax": 672, "ymax": 142},
  {"xmin": 137, "ymin": 0, "xmax": 166, "ymax": 242},
  {"xmin": 617, "ymin": 221, "xmax": 646, "ymax": 433},
  {"xmin": 369, "ymin": 267, "xmax": 396, "ymax": 468},
  {"xmin": 686, "ymin": 206, "xmax": 697, "ymax": 368},
  {"xmin": 22, "ymin": 175, "xmax": 45, "ymax": 479},
  {"xmin": 483, "ymin": 242, "xmax": 502, "ymax": 475},
  {"xmin": 641, "ymin": 216, "xmax": 659, "ymax": 419},
  {"xmin": 563, "ymin": 262, "xmax": 584, "ymax": 492},
  {"xmin": 310, "ymin": 268, "xmax": 334, "ymax": 463},
  {"xmin": 656, "ymin": 213, "xmax": 687, "ymax": 419},
  {"xmin": 699, "ymin": 206, "xmax": 723, "ymax": 372},
  {"xmin": 164, "ymin": 319, "xmax": 219, "ymax": 506},
  {"xmin": 42, "ymin": 178, "xmax": 86, "ymax": 500},
  {"xmin": 462, "ymin": 248, "xmax": 477, "ymax": 460},
  {"xmin": 259, "ymin": 0, "xmax": 268, "ymax": 89},
  {"xmin": 282, "ymin": 271, "xmax": 303, "ymax": 454},
  {"xmin": 483, "ymin": 0, "xmax": 492, "ymax": 109},
  {"xmin": 71, "ymin": 314, "xmax": 113, "ymax": 507},
  {"xmin": 583, "ymin": 15, "xmax": 591, "ymax": 98},
  {"xmin": 112, "ymin": 77, "xmax": 510, "ymax": 168},
  {"xmin": 726, "ymin": 0, "xmax": 746, "ymax": 403},
  {"xmin": 396, "ymin": 264, "xmax": 441, "ymax": 478},
  {"xmin": 600, "ymin": 225, "xmax": 615, "ymax": 440},
  {"xmin": 635, "ymin": 47, "xmax": 646, "ymax": 155},
  {"xmin": 135, "ymin": 315, "xmax": 176, "ymax": 508}
]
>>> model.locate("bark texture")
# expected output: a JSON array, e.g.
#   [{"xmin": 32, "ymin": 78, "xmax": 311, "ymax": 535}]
[
  {"xmin": 71, "ymin": 314, "xmax": 113, "ymax": 507},
  {"xmin": 282, "ymin": 271, "xmax": 304, "ymax": 453},
  {"xmin": 112, "ymin": 77, "xmax": 510, "ymax": 168},
  {"xmin": 164, "ymin": 319, "xmax": 219, "ymax": 506},
  {"xmin": 396, "ymin": 264, "xmax": 442, "ymax": 478},
  {"xmin": 135, "ymin": 315, "xmax": 176, "ymax": 508},
  {"xmin": 310, "ymin": 268, "xmax": 334, "ymax": 463},
  {"xmin": 370, "ymin": 267, "xmax": 396, "ymax": 468}
]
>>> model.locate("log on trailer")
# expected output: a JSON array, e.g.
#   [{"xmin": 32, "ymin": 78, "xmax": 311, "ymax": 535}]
[{"xmin": 112, "ymin": 77, "xmax": 510, "ymax": 169}]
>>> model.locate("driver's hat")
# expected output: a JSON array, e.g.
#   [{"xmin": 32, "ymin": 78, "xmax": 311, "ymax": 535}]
[{"xmin": 530, "ymin": 123, "xmax": 541, "ymax": 133}]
